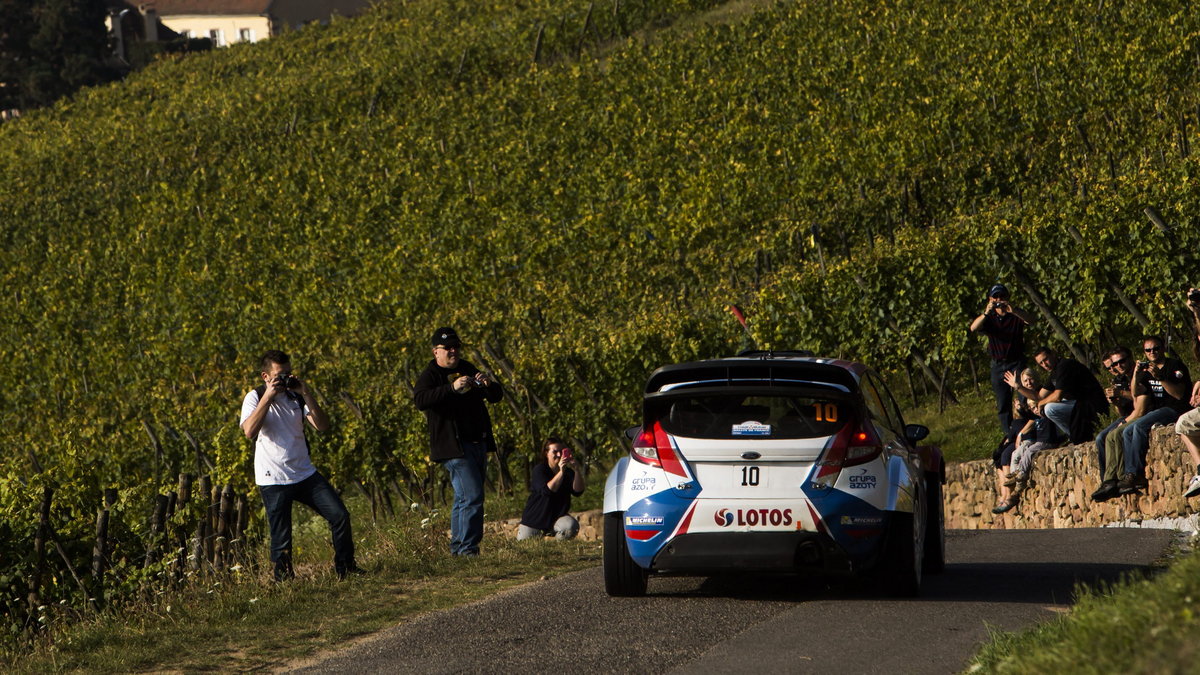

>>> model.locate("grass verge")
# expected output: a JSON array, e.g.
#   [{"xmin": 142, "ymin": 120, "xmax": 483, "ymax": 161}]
[
  {"xmin": 904, "ymin": 385, "xmax": 1000, "ymax": 464},
  {"xmin": 1, "ymin": 503, "xmax": 601, "ymax": 673},
  {"xmin": 967, "ymin": 535, "xmax": 1198, "ymax": 673}
]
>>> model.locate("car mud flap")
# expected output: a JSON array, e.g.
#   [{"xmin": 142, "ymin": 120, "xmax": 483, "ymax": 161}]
[
  {"xmin": 802, "ymin": 483, "xmax": 891, "ymax": 564},
  {"xmin": 621, "ymin": 491, "xmax": 700, "ymax": 569}
]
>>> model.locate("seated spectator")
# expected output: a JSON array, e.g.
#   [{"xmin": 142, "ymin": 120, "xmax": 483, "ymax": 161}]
[
  {"xmin": 991, "ymin": 387, "xmax": 1037, "ymax": 514},
  {"xmin": 988, "ymin": 393, "xmax": 1027, "ymax": 514},
  {"xmin": 1176, "ymin": 381, "xmax": 1200, "ymax": 498},
  {"xmin": 517, "ymin": 438, "xmax": 587, "ymax": 541},
  {"xmin": 1178, "ymin": 289, "xmax": 1200, "ymax": 498},
  {"xmin": 994, "ymin": 369, "xmax": 1061, "ymax": 513},
  {"xmin": 1011, "ymin": 346, "xmax": 1107, "ymax": 444},
  {"xmin": 1091, "ymin": 347, "xmax": 1136, "ymax": 502},
  {"xmin": 1118, "ymin": 336, "xmax": 1193, "ymax": 494}
]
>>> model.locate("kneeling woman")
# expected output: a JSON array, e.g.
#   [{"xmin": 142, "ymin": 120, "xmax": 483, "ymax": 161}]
[{"xmin": 517, "ymin": 438, "xmax": 586, "ymax": 540}]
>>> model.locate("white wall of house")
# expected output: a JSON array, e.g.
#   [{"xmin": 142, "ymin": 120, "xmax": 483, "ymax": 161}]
[{"xmin": 159, "ymin": 15, "xmax": 272, "ymax": 45}]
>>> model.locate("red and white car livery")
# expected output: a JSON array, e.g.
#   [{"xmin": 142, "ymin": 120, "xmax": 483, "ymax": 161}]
[{"xmin": 603, "ymin": 351, "xmax": 945, "ymax": 596}]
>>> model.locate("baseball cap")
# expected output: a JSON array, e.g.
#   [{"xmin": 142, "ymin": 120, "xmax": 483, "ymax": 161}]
[
  {"xmin": 431, "ymin": 327, "xmax": 461, "ymax": 347},
  {"xmin": 988, "ymin": 284, "xmax": 1010, "ymax": 299}
]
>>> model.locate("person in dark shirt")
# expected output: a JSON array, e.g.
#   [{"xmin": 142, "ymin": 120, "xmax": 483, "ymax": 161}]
[
  {"xmin": 413, "ymin": 327, "xmax": 504, "ymax": 556},
  {"xmin": 970, "ymin": 284, "xmax": 1035, "ymax": 436},
  {"xmin": 1090, "ymin": 347, "xmax": 1136, "ymax": 502},
  {"xmin": 1012, "ymin": 346, "xmax": 1106, "ymax": 444},
  {"xmin": 517, "ymin": 438, "xmax": 587, "ymax": 540},
  {"xmin": 1178, "ymin": 289, "xmax": 1200, "ymax": 498},
  {"xmin": 1119, "ymin": 335, "xmax": 1194, "ymax": 494}
]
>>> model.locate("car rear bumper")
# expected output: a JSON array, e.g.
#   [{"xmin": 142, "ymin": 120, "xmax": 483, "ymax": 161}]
[{"xmin": 650, "ymin": 531, "xmax": 854, "ymax": 574}]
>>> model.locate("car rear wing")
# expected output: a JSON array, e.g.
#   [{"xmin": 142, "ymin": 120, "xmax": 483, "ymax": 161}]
[{"xmin": 644, "ymin": 357, "xmax": 861, "ymax": 397}]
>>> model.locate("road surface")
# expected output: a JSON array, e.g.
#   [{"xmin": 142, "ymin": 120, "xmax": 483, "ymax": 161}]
[{"xmin": 289, "ymin": 528, "xmax": 1175, "ymax": 674}]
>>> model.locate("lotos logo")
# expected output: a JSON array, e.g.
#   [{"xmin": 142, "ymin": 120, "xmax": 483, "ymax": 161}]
[
  {"xmin": 714, "ymin": 508, "xmax": 793, "ymax": 527},
  {"xmin": 714, "ymin": 508, "xmax": 734, "ymax": 527}
]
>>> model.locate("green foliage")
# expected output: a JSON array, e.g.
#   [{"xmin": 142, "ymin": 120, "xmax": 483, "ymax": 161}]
[
  {"xmin": 0, "ymin": 0, "xmax": 113, "ymax": 109},
  {"xmin": 3, "ymin": 0, "xmax": 1200, "ymax": 645}
]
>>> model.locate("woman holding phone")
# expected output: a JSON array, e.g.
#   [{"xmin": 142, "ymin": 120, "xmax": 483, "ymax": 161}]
[{"xmin": 517, "ymin": 437, "xmax": 587, "ymax": 540}]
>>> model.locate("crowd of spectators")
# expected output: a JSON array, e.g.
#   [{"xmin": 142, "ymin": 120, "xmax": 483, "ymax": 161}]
[{"xmin": 973, "ymin": 286, "xmax": 1200, "ymax": 513}]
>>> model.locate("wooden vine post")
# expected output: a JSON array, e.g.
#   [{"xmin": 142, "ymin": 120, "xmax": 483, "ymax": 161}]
[{"xmin": 27, "ymin": 486, "xmax": 53, "ymax": 623}]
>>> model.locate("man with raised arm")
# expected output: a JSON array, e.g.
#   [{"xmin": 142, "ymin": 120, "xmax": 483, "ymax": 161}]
[
  {"xmin": 413, "ymin": 327, "xmax": 504, "ymax": 557},
  {"xmin": 1117, "ymin": 335, "xmax": 1193, "ymax": 495},
  {"xmin": 240, "ymin": 350, "xmax": 360, "ymax": 581},
  {"xmin": 1090, "ymin": 347, "xmax": 1136, "ymax": 502},
  {"xmin": 970, "ymin": 284, "xmax": 1035, "ymax": 437}
]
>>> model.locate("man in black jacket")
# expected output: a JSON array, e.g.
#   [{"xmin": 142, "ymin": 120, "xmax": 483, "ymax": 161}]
[{"xmin": 413, "ymin": 327, "xmax": 503, "ymax": 556}]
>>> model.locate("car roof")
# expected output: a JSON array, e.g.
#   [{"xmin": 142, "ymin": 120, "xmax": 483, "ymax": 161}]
[{"xmin": 644, "ymin": 353, "xmax": 866, "ymax": 395}]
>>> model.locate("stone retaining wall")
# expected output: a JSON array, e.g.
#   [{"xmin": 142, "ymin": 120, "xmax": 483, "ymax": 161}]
[{"xmin": 947, "ymin": 426, "xmax": 1198, "ymax": 529}]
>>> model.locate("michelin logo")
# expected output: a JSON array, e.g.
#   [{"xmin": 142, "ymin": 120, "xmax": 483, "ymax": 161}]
[{"xmin": 625, "ymin": 516, "xmax": 664, "ymax": 526}]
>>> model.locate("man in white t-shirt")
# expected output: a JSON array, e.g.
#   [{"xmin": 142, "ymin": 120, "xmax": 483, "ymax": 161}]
[{"xmin": 240, "ymin": 350, "xmax": 360, "ymax": 580}]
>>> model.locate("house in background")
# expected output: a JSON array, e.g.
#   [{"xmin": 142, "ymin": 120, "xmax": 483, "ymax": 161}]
[{"xmin": 151, "ymin": 0, "xmax": 372, "ymax": 46}]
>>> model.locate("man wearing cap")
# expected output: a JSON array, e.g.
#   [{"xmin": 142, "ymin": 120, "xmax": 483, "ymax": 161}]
[
  {"xmin": 970, "ymin": 284, "xmax": 1036, "ymax": 436},
  {"xmin": 413, "ymin": 327, "xmax": 503, "ymax": 556}
]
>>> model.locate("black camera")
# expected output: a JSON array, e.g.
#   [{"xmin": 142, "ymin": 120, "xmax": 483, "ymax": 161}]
[
  {"xmin": 1137, "ymin": 360, "xmax": 1150, "ymax": 368},
  {"xmin": 1189, "ymin": 289, "xmax": 1200, "ymax": 304},
  {"xmin": 472, "ymin": 373, "xmax": 486, "ymax": 388},
  {"xmin": 275, "ymin": 373, "xmax": 300, "ymax": 390}
]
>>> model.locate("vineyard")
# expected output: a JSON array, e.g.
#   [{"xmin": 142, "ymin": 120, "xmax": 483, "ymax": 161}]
[{"xmin": 3, "ymin": 0, "xmax": 1200, "ymax": 644}]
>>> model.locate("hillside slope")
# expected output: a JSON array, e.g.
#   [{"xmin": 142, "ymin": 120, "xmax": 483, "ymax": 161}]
[{"xmin": 2, "ymin": 0, "xmax": 1200, "ymax": 617}]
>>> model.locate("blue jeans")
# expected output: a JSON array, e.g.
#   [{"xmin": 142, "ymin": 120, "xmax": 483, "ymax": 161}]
[
  {"xmin": 259, "ymin": 472, "xmax": 355, "ymax": 577},
  {"xmin": 991, "ymin": 359, "xmax": 1024, "ymax": 435},
  {"xmin": 1095, "ymin": 417, "xmax": 1124, "ymax": 478},
  {"xmin": 1122, "ymin": 407, "xmax": 1182, "ymax": 476},
  {"xmin": 1043, "ymin": 400, "xmax": 1077, "ymax": 437},
  {"xmin": 443, "ymin": 440, "xmax": 488, "ymax": 555}
]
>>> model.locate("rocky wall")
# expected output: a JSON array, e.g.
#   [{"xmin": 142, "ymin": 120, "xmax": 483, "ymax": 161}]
[{"xmin": 946, "ymin": 426, "xmax": 1199, "ymax": 529}]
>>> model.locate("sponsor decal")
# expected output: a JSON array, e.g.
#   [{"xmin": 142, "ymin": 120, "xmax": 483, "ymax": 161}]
[
  {"xmin": 839, "ymin": 515, "xmax": 885, "ymax": 526},
  {"xmin": 732, "ymin": 420, "xmax": 772, "ymax": 436},
  {"xmin": 714, "ymin": 508, "xmax": 734, "ymax": 527},
  {"xmin": 630, "ymin": 477, "xmax": 657, "ymax": 491},
  {"xmin": 713, "ymin": 507, "xmax": 793, "ymax": 527},
  {"xmin": 848, "ymin": 468, "xmax": 877, "ymax": 490},
  {"xmin": 625, "ymin": 515, "xmax": 664, "ymax": 526}
]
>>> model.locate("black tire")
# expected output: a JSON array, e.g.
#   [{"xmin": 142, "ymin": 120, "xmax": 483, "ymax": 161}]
[
  {"xmin": 882, "ymin": 509, "xmax": 923, "ymax": 597},
  {"xmin": 603, "ymin": 511, "xmax": 648, "ymax": 597},
  {"xmin": 924, "ymin": 472, "xmax": 946, "ymax": 574}
]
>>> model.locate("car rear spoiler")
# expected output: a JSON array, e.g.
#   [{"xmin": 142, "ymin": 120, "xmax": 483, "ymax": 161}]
[{"xmin": 644, "ymin": 357, "xmax": 859, "ymax": 396}]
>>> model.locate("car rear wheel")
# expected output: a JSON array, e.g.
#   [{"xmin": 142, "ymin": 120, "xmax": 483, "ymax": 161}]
[
  {"xmin": 924, "ymin": 472, "xmax": 946, "ymax": 574},
  {"xmin": 603, "ymin": 511, "xmax": 648, "ymax": 597}
]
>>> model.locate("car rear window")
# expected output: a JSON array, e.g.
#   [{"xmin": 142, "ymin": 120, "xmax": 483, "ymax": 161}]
[{"xmin": 654, "ymin": 393, "xmax": 847, "ymax": 440}]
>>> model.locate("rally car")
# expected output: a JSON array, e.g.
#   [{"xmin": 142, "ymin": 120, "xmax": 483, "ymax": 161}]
[{"xmin": 603, "ymin": 351, "xmax": 944, "ymax": 597}]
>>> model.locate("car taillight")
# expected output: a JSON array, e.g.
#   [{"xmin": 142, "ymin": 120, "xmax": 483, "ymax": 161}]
[
  {"xmin": 812, "ymin": 424, "xmax": 882, "ymax": 487},
  {"xmin": 630, "ymin": 421, "xmax": 689, "ymax": 477}
]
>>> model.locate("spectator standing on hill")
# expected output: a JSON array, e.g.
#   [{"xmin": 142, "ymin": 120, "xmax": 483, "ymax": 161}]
[
  {"xmin": 1118, "ymin": 335, "xmax": 1193, "ymax": 495},
  {"xmin": 1011, "ymin": 346, "xmax": 1107, "ymax": 444},
  {"xmin": 970, "ymin": 284, "xmax": 1035, "ymax": 437},
  {"xmin": 517, "ymin": 438, "xmax": 587, "ymax": 540},
  {"xmin": 414, "ymin": 327, "xmax": 504, "ymax": 556},
  {"xmin": 239, "ymin": 350, "xmax": 360, "ymax": 581},
  {"xmin": 1090, "ymin": 347, "xmax": 1136, "ymax": 502},
  {"xmin": 1177, "ymin": 290, "xmax": 1200, "ymax": 498}
]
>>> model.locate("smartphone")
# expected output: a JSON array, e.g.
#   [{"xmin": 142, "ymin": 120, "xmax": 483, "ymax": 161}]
[{"xmin": 560, "ymin": 447, "xmax": 573, "ymax": 462}]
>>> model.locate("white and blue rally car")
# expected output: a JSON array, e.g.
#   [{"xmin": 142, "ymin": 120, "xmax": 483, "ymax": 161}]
[{"xmin": 603, "ymin": 351, "xmax": 945, "ymax": 596}]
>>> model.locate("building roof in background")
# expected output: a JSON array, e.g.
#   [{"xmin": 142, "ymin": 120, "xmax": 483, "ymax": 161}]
[{"xmin": 149, "ymin": 0, "xmax": 274, "ymax": 16}]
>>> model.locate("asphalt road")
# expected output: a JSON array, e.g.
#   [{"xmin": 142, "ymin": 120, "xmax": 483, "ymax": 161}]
[{"xmin": 288, "ymin": 528, "xmax": 1175, "ymax": 675}]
